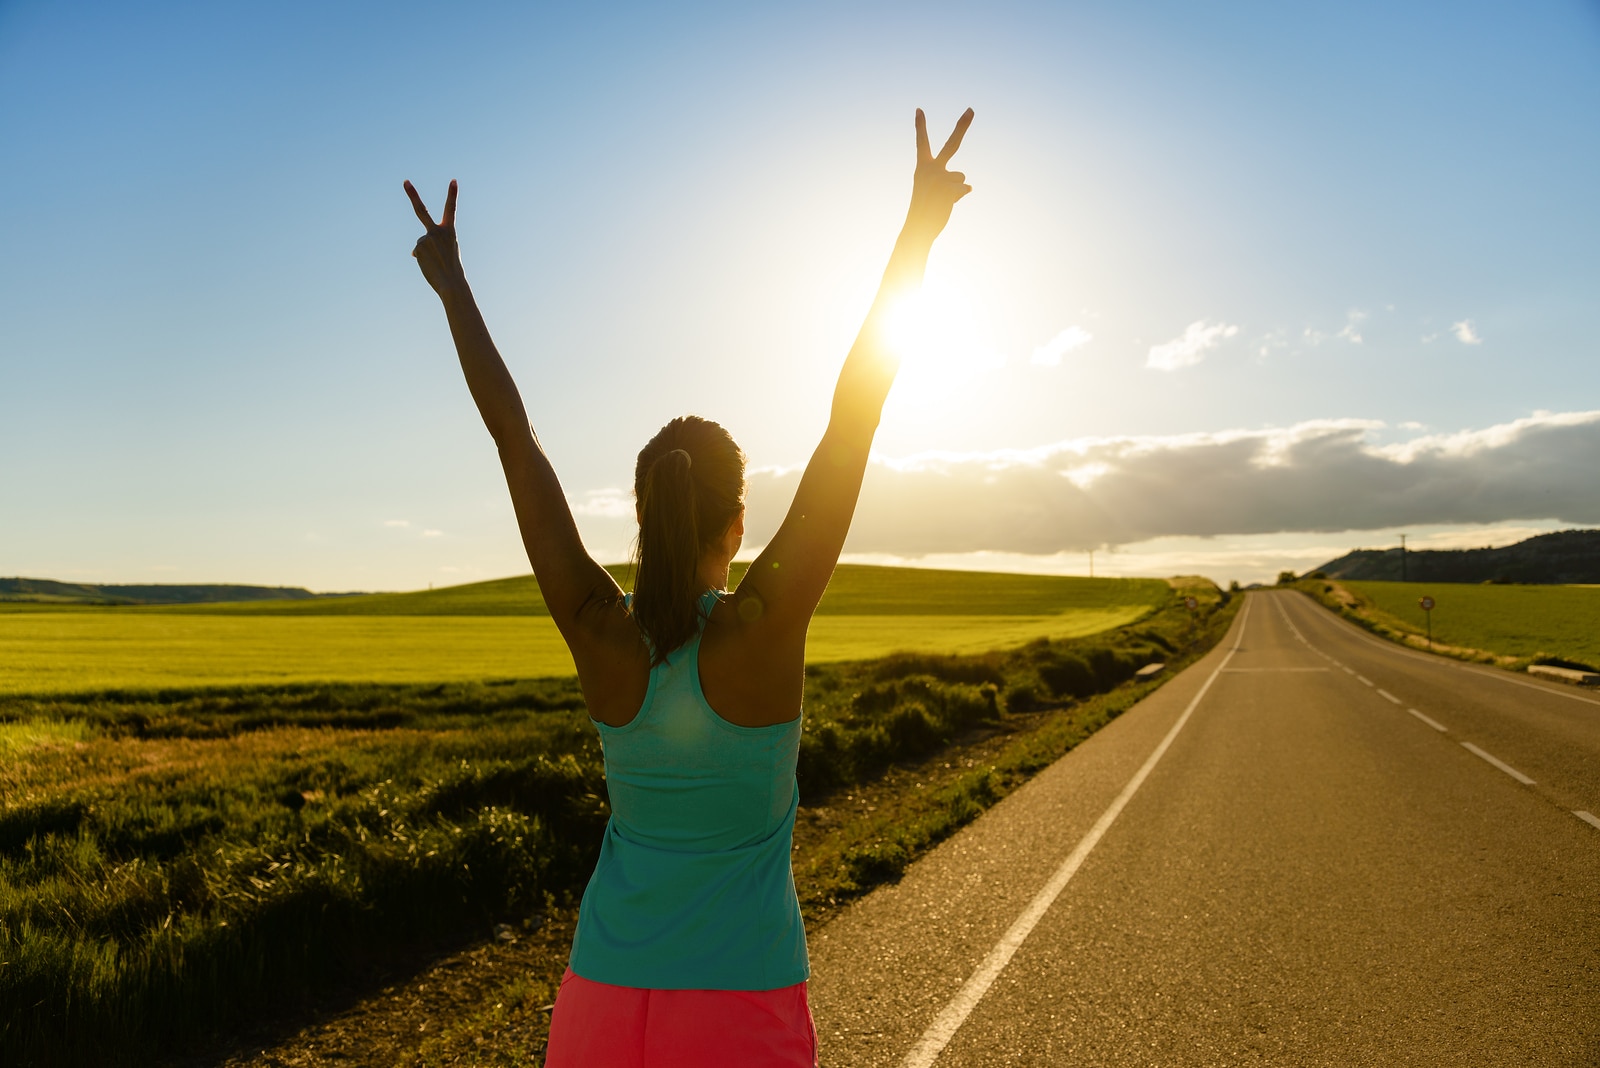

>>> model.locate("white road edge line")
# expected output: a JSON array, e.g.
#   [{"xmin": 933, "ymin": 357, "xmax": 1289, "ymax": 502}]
[
  {"xmin": 897, "ymin": 598, "xmax": 1254, "ymax": 1068},
  {"xmin": 1408, "ymin": 708, "xmax": 1447, "ymax": 732},
  {"xmin": 1460, "ymin": 742, "xmax": 1535, "ymax": 785},
  {"xmin": 1575, "ymin": 811, "xmax": 1600, "ymax": 831},
  {"xmin": 1376, "ymin": 689, "xmax": 1402, "ymax": 705}
]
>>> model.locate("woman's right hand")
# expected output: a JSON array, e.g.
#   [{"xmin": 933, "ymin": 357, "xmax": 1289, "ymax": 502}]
[
  {"xmin": 404, "ymin": 179, "xmax": 467, "ymax": 297},
  {"xmin": 904, "ymin": 108, "xmax": 974, "ymax": 243}
]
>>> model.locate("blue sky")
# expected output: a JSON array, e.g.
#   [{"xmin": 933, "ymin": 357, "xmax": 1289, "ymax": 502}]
[{"xmin": 2, "ymin": 1, "xmax": 1597, "ymax": 589}]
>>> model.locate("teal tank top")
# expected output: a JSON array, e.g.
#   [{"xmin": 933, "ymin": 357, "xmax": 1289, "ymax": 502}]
[{"xmin": 569, "ymin": 589, "xmax": 809, "ymax": 990}]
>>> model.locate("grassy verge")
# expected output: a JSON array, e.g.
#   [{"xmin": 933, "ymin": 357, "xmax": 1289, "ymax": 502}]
[
  {"xmin": 2, "ymin": 579, "xmax": 1234, "ymax": 1066},
  {"xmin": 1290, "ymin": 578, "xmax": 1600, "ymax": 672}
]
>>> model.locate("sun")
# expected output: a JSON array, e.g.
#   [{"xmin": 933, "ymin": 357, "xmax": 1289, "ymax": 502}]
[{"xmin": 882, "ymin": 271, "xmax": 1004, "ymax": 408}]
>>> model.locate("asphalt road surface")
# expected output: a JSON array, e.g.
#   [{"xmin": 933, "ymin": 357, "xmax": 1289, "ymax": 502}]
[{"xmin": 809, "ymin": 591, "xmax": 1600, "ymax": 1066}]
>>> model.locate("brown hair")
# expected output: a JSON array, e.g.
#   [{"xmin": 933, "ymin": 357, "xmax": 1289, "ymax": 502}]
[{"xmin": 632, "ymin": 415, "xmax": 746, "ymax": 662}]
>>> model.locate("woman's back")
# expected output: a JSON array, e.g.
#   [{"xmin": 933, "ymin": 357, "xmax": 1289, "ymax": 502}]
[{"xmin": 571, "ymin": 590, "xmax": 808, "ymax": 990}]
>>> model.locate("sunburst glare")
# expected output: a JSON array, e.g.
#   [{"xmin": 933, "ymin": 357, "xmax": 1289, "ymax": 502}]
[{"xmin": 883, "ymin": 272, "xmax": 1004, "ymax": 416}]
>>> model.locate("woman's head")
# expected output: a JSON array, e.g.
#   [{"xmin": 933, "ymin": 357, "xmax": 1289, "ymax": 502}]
[{"xmin": 631, "ymin": 415, "xmax": 746, "ymax": 661}]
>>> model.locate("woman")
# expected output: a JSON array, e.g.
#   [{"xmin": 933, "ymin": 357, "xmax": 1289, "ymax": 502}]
[{"xmin": 404, "ymin": 106, "xmax": 974, "ymax": 1067}]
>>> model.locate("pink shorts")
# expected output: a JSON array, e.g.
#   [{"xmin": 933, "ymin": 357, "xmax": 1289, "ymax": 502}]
[{"xmin": 544, "ymin": 968, "xmax": 818, "ymax": 1068}]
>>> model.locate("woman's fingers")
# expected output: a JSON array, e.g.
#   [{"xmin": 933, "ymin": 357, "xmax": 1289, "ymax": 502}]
[
  {"xmin": 404, "ymin": 181, "xmax": 436, "ymax": 229},
  {"xmin": 915, "ymin": 108, "xmax": 931, "ymax": 162},
  {"xmin": 935, "ymin": 108, "xmax": 974, "ymax": 165},
  {"xmin": 442, "ymin": 179, "xmax": 458, "ymax": 228}
]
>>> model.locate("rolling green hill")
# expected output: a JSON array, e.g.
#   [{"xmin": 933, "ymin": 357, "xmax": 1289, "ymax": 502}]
[{"xmin": 78, "ymin": 564, "xmax": 1171, "ymax": 618}]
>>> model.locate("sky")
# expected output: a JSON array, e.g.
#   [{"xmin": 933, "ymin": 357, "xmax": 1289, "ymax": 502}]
[{"xmin": 2, "ymin": 0, "xmax": 1597, "ymax": 590}]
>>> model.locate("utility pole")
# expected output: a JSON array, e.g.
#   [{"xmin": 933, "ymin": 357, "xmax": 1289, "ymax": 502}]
[{"xmin": 1399, "ymin": 533, "xmax": 1408, "ymax": 583}]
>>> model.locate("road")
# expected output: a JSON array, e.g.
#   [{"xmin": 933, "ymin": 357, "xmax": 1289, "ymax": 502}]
[{"xmin": 808, "ymin": 591, "xmax": 1600, "ymax": 1066}]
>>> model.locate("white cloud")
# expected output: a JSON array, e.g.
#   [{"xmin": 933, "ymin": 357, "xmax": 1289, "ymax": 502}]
[
  {"xmin": 422, "ymin": 529, "xmax": 443, "ymax": 538},
  {"xmin": 1030, "ymin": 325, "xmax": 1093, "ymax": 366},
  {"xmin": 1147, "ymin": 320, "xmax": 1239, "ymax": 371},
  {"xmin": 1337, "ymin": 309, "xmax": 1367, "ymax": 344},
  {"xmin": 742, "ymin": 410, "xmax": 1600, "ymax": 555},
  {"xmin": 1452, "ymin": 319, "xmax": 1482, "ymax": 345},
  {"xmin": 570, "ymin": 487, "xmax": 636, "ymax": 519},
  {"xmin": 825, "ymin": 520, "xmax": 1573, "ymax": 586},
  {"xmin": 384, "ymin": 519, "xmax": 410, "ymax": 528}
]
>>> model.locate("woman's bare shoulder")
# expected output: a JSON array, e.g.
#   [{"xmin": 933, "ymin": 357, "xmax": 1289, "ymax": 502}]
[
  {"xmin": 569, "ymin": 597, "xmax": 652, "ymax": 727},
  {"xmin": 698, "ymin": 594, "xmax": 806, "ymax": 728}
]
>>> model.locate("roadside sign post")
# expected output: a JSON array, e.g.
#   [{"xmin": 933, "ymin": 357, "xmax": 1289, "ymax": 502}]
[
  {"xmin": 1184, "ymin": 595, "xmax": 1198, "ymax": 636},
  {"xmin": 1418, "ymin": 595, "xmax": 1434, "ymax": 649}
]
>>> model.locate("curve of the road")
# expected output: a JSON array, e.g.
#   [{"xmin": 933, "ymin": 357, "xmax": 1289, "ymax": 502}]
[{"xmin": 808, "ymin": 591, "xmax": 1600, "ymax": 1067}]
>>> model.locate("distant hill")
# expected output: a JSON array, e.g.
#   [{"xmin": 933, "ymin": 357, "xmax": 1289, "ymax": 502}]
[
  {"xmin": 1309, "ymin": 529, "xmax": 1600, "ymax": 584},
  {"xmin": 0, "ymin": 577, "xmax": 357, "ymax": 605}
]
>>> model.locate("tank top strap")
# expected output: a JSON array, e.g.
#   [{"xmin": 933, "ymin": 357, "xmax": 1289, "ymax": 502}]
[{"xmin": 667, "ymin": 588, "xmax": 723, "ymax": 664}]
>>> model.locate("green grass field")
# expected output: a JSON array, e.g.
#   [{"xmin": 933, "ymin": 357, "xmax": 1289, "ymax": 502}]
[
  {"xmin": 0, "ymin": 566, "xmax": 1169, "ymax": 695},
  {"xmin": 1338, "ymin": 581, "xmax": 1600, "ymax": 668},
  {"xmin": 0, "ymin": 575, "xmax": 1233, "ymax": 1066}
]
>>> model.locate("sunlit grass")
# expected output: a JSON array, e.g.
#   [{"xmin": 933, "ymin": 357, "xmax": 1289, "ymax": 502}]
[
  {"xmin": 0, "ymin": 615, "xmax": 580, "ymax": 695},
  {"xmin": 801, "ymin": 609, "xmax": 1153, "ymax": 660},
  {"xmin": 0, "ymin": 567, "xmax": 1171, "ymax": 696},
  {"xmin": 1341, "ymin": 580, "xmax": 1600, "ymax": 667},
  {"xmin": 0, "ymin": 719, "xmax": 91, "ymax": 756}
]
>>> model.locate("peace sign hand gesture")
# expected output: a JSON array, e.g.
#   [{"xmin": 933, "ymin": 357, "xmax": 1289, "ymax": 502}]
[
  {"xmin": 404, "ymin": 179, "xmax": 467, "ymax": 297},
  {"xmin": 906, "ymin": 108, "xmax": 974, "ymax": 242}
]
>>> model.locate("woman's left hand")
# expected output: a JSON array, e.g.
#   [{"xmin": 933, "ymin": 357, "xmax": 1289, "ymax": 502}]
[
  {"xmin": 904, "ymin": 108, "xmax": 974, "ymax": 243},
  {"xmin": 404, "ymin": 179, "xmax": 467, "ymax": 297}
]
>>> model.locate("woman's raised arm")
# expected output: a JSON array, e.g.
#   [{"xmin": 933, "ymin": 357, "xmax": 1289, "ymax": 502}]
[
  {"xmin": 404, "ymin": 180, "xmax": 622, "ymax": 635},
  {"xmin": 738, "ymin": 108, "xmax": 974, "ymax": 630}
]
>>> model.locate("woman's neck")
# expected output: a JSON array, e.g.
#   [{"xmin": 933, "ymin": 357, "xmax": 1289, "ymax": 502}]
[{"xmin": 699, "ymin": 556, "xmax": 732, "ymax": 592}]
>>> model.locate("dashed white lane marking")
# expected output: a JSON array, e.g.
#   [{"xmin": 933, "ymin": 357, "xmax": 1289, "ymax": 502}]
[
  {"xmin": 1277, "ymin": 597, "xmax": 1590, "ymax": 827},
  {"xmin": 1408, "ymin": 708, "xmax": 1448, "ymax": 732},
  {"xmin": 1356, "ymin": 675, "xmax": 1374, "ymax": 687},
  {"xmin": 1461, "ymin": 742, "xmax": 1536, "ymax": 785},
  {"xmin": 897, "ymin": 600, "xmax": 1254, "ymax": 1068}
]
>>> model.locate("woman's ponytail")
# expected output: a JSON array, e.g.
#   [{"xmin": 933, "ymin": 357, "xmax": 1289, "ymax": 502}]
[{"xmin": 631, "ymin": 418, "xmax": 745, "ymax": 663}]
